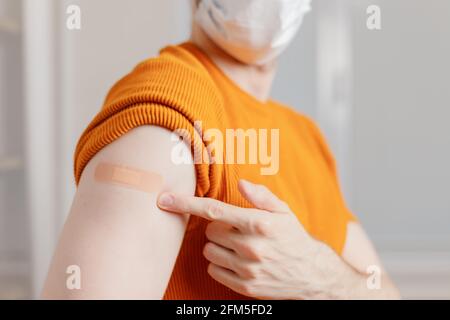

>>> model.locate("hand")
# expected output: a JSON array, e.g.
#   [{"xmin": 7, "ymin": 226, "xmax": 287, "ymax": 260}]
[{"xmin": 157, "ymin": 179, "xmax": 341, "ymax": 300}]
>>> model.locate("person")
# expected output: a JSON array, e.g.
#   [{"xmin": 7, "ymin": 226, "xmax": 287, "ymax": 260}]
[{"xmin": 42, "ymin": 0, "xmax": 400, "ymax": 299}]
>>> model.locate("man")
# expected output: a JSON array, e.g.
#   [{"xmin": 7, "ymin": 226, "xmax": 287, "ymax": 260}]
[{"xmin": 42, "ymin": 0, "xmax": 400, "ymax": 299}]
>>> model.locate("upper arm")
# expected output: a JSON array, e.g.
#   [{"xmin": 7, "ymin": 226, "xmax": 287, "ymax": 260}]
[
  {"xmin": 341, "ymin": 222, "xmax": 385, "ymax": 274},
  {"xmin": 42, "ymin": 125, "xmax": 196, "ymax": 299}
]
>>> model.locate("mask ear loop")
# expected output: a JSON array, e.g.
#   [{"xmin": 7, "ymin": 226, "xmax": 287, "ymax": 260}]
[{"xmin": 94, "ymin": 163, "xmax": 164, "ymax": 194}]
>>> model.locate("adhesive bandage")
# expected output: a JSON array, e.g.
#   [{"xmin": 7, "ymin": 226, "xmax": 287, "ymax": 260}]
[{"xmin": 94, "ymin": 163, "xmax": 163, "ymax": 193}]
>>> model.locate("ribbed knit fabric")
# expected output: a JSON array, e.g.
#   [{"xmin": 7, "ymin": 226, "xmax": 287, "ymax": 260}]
[{"xmin": 74, "ymin": 42, "xmax": 356, "ymax": 300}]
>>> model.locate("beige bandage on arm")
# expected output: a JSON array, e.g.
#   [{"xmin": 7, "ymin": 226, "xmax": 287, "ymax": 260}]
[{"xmin": 94, "ymin": 163, "xmax": 163, "ymax": 193}]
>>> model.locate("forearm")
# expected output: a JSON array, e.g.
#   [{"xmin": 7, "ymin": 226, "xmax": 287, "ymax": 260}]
[{"xmin": 297, "ymin": 240, "xmax": 400, "ymax": 300}]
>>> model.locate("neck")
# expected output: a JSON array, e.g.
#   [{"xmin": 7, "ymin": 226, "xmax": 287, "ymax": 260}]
[{"xmin": 190, "ymin": 24, "xmax": 277, "ymax": 103}]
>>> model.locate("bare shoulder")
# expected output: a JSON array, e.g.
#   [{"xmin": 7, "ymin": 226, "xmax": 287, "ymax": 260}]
[
  {"xmin": 79, "ymin": 125, "xmax": 196, "ymax": 194},
  {"xmin": 42, "ymin": 125, "xmax": 196, "ymax": 299}
]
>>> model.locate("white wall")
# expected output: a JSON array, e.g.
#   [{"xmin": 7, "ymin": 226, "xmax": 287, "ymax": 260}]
[
  {"xmin": 0, "ymin": 0, "xmax": 29, "ymax": 299},
  {"xmin": 349, "ymin": 0, "xmax": 450, "ymax": 250},
  {"xmin": 347, "ymin": 0, "xmax": 450, "ymax": 298}
]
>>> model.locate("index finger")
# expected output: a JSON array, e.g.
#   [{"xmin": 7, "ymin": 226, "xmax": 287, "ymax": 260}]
[{"xmin": 157, "ymin": 193, "xmax": 262, "ymax": 233}]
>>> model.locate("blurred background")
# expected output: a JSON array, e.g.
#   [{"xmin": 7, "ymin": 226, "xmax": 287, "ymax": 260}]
[{"xmin": 0, "ymin": 0, "xmax": 449, "ymax": 299}]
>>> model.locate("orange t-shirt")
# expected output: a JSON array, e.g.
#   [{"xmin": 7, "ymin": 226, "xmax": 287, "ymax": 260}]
[{"xmin": 74, "ymin": 42, "xmax": 356, "ymax": 299}]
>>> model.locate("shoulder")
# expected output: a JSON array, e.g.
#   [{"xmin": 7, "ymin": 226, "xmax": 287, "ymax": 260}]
[
  {"xmin": 78, "ymin": 125, "xmax": 196, "ymax": 195},
  {"xmin": 104, "ymin": 44, "xmax": 224, "ymax": 113},
  {"xmin": 269, "ymin": 100, "xmax": 321, "ymax": 136},
  {"xmin": 74, "ymin": 44, "xmax": 224, "ymax": 197}
]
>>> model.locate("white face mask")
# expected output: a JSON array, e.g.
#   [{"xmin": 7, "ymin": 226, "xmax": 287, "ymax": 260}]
[{"xmin": 195, "ymin": 0, "xmax": 312, "ymax": 66}]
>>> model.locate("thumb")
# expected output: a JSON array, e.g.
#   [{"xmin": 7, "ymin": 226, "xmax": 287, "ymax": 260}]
[{"xmin": 238, "ymin": 179, "xmax": 290, "ymax": 213}]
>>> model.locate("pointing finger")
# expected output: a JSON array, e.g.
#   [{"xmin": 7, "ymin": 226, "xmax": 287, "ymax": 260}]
[{"xmin": 157, "ymin": 193, "xmax": 264, "ymax": 233}]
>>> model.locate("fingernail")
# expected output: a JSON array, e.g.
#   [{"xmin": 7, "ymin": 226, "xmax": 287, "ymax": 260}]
[{"xmin": 158, "ymin": 193, "xmax": 174, "ymax": 208}]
